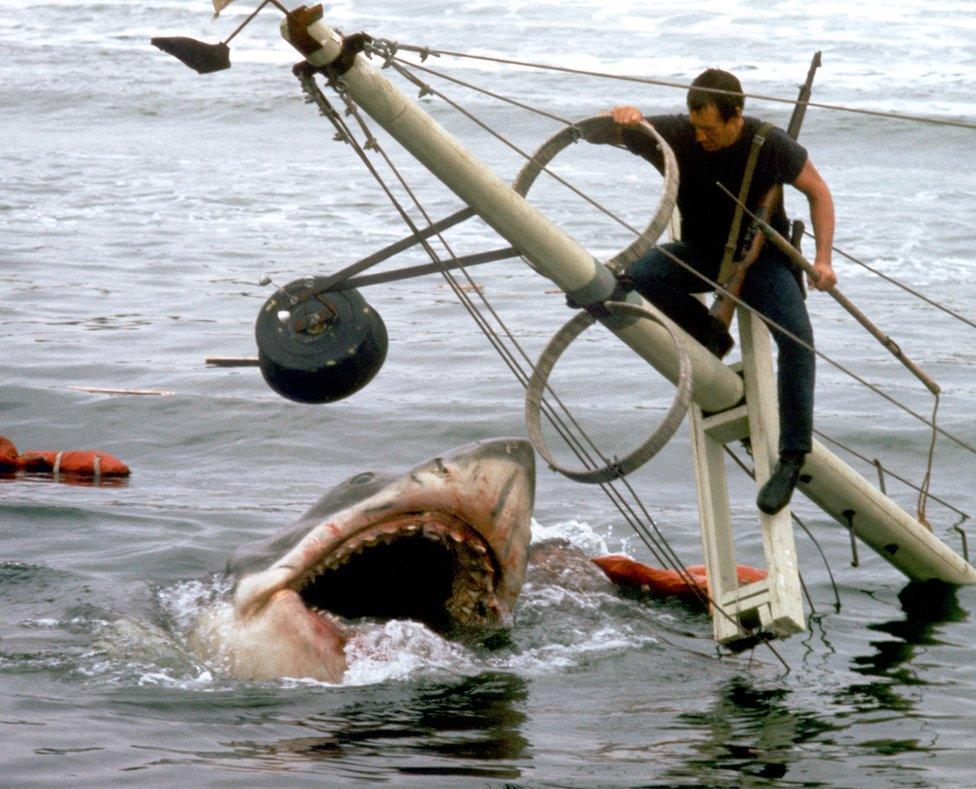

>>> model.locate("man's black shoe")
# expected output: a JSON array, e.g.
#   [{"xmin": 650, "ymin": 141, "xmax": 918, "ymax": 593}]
[{"xmin": 757, "ymin": 452, "xmax": 805, "ymax": 515}]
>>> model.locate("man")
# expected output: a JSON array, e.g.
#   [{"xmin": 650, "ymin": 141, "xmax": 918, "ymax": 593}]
[{"xmin": 592, "ymin": 68, "xmax": 836, "ymax": 515}]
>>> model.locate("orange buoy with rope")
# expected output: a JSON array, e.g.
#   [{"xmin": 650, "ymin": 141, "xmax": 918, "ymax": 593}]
[
  {"xmin": 17, "ymin": 450, "xmax": 131, "ymax": 477},
  {"xmin": 592, "ymin": 554, "xmax": 766, "ymax": 606},
  {"xmin": 0, "ymin": 435, "xmax": 130, "ymax": 480}
]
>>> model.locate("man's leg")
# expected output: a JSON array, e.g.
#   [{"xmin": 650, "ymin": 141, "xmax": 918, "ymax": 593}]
[
  {"xmin": 741, "ymin": 255, "xmax": 815, "ymax": 513},
  {"xmin": 625, "ymin": 242, "xmax": 733, "ymax": 356}
]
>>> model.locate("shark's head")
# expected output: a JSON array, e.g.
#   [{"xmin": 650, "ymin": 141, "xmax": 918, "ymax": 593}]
[{"xmin": 189, "ymin": 438, "xmax": 535, "ymax": 683}]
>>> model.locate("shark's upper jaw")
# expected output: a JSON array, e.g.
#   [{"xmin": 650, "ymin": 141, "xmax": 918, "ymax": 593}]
[{"xmin": 292, "ymin": 509, "xmax": 501, "ymax": 632}]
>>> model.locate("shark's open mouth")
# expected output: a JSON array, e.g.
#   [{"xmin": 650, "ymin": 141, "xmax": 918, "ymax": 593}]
[{"xmin": 293, "ymin": 511, "xmax": 499, "ymax": 633}]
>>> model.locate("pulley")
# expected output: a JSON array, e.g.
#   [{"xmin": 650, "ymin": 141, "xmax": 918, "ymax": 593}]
[{"xmin": 255, "ymin": 277, "xmax": 388, "ymax": 404}]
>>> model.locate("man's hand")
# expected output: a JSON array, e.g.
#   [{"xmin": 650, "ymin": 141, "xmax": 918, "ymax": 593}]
[
  {"xmin": 809, "ymin": 258, "xmax": 837, "ymax": 291},
  {"xmin": 792, "ymin": 160, "xmax": 836, "ymax": 293},
  {"xmin": 611, "ymin": 105, "xmax": 644, "ymax": 126}
]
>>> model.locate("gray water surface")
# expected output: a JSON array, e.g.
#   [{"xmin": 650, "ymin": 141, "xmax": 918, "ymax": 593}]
[{"xmin": 2, "ymin": 0, "xmax": 975, "ymax": 785}]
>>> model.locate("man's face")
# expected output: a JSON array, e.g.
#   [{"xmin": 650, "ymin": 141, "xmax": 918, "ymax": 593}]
[{"xmin": 689, "ymin": 104, "xmax": 742, "ymax": 152}]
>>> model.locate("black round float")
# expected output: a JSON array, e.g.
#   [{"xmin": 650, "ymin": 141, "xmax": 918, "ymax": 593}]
[{"xmin": 255, "ymin": 277, "xmax": 388, "ymax": 404}]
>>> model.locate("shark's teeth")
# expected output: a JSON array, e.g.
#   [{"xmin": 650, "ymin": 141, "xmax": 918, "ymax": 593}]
[{"xmin": 308, "ymin": 605, "xmax": 340, "ymax": 623}]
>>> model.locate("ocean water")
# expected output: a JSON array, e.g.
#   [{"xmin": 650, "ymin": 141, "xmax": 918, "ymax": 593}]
[{"xmin": 2, "ymin": 0, "xmax": 975, "ymax": 784}]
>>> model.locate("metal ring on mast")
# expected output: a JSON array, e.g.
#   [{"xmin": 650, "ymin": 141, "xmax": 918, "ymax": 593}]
[
  {"xmin": 525, "ymin": 301, "xmax": 692, "ymax": 484},
  {"xmin": 511, "ymin": 115, "xmax": 678, "ymax": 273}
]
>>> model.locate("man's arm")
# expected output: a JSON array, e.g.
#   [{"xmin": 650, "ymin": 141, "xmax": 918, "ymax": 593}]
[{"xmin": 791, "ymin": 159, "xmax": 836, "ymax": 290}]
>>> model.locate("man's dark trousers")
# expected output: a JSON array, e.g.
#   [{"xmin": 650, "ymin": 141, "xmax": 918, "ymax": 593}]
[{"xmin": 627, "ymin": 241, "xmax": 814, "ymax": 456}]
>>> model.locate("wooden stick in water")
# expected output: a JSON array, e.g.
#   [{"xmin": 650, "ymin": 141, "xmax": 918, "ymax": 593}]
[
  {"xmin": 69, "ymin": 386, "xmax": 174, "ymax": 396},
  {"xmin": 205, "ymin": 357, "xmax": 260, "ymax": 367}
]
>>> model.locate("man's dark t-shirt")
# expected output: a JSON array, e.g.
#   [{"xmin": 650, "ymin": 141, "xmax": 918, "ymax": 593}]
[{"xmin": 622, "ymin": 115, "xmax": 807, "ymax": 261}]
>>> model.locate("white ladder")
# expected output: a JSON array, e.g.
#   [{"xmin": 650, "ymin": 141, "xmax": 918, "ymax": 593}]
[{"xmin": 689, "ymin": 307, "xmax": 805, "ymax": 647}]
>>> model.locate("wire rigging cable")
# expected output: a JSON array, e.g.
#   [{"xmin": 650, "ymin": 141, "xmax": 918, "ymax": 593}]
[
  {"xmin": 812, "ymin": 236, "xmax": 976, "ymax": 334},
  {"xmin": 374, "ymin": 39, "xmax": 976, "ymax": 132}
]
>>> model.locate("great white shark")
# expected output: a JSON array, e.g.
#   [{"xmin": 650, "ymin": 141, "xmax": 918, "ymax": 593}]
[
  {"xmin": 187, "ymin": 437, "xmax": 765, "ymax": 684},
  {"xmin": 189, "ymin": 438, "xmax": 535, "ymax": 683}
]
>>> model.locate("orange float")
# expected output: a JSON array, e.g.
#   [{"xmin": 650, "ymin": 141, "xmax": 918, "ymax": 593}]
[
  {"xmin": 0, "ymin": 435, "xmax": 130, "ymax": 479},
  {"xmin": 592, "ymin": 554, "xmax": 766, "ymax": 606}
]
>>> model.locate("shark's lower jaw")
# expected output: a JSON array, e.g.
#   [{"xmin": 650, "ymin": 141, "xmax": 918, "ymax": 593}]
[{"xmin": 293, "ymin": 511, "xmax": 500, "ymax": 633}]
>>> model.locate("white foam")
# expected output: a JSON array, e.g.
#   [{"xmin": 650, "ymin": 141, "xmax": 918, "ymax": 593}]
[
  {"xmin": 19, "ymin": 617, "xmax": 60, "ymax": 628},
  {"xmin": 522, "ymin": 582, "xmax": 615, "ymax": 613},
  {"xmin": 341, "ymin": 620, "xmax": 478, "ymax": 685},
  {"xmin": 158, "ymin": 576, "xmax": 231, "ymax": 633},
  {"xmin": 487, "ymin": 625, "xmax": 659, "ymax": 677},
  {"xmin": 136, "ymin": 669, "xmax": 215, "ymax": 689},
  {"xmin": 530, "ymin": 517, "xmax": 616, "ymax": 555}
]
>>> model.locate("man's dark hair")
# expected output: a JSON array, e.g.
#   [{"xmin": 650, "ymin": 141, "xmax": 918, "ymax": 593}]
[{"xmin": 687, "ymin": 69, "xmax": 744, "ymax": 121}]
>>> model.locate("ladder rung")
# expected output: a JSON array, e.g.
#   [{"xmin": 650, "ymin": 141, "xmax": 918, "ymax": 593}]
[
  {"xmin": 701, "ymin": 404, "xmax": 749, "ymax": 443},
  {"xmin": 719, "ymin": 579, "xmax": 771, "ymax": 612}
]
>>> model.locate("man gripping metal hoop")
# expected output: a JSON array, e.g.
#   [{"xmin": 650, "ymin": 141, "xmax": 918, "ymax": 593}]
[{"xmin": 590, "ymin": 68, "xmax": 836, "ymax": 515}]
